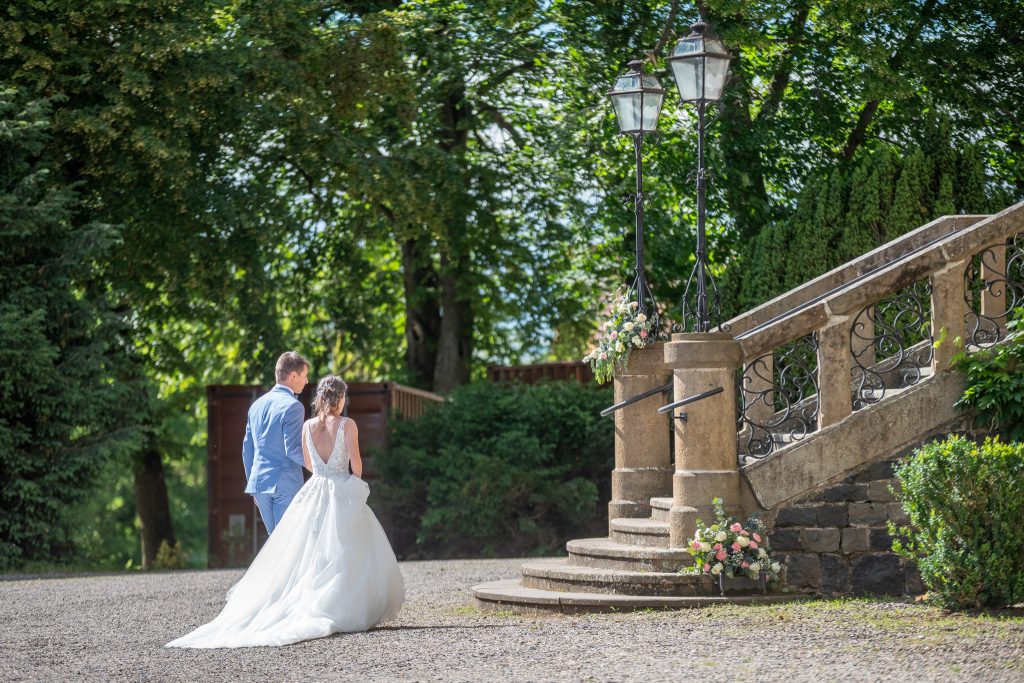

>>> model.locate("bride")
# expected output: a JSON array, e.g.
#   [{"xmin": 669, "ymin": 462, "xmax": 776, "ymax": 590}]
[{"xmin": 167, "ymin": 375, "xmax": 405, "ymax": 648}]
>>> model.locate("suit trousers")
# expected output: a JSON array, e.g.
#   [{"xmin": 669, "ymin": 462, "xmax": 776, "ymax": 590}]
[{"xmin": 253, "ymin": 489, "xmax": 298, "ymax": 536}]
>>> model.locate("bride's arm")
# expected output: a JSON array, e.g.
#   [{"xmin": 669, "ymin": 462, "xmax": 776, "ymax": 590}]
[
  {"xmin": 345, "ymin": 419, "xmax": 363, "ymax": 478},
  {"xmin": 300, "ymin": 421, "xmax": 313, "ymax": 472}
]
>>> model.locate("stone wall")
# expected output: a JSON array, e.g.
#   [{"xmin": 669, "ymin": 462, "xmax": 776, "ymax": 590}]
[{"xmin": 766, "ymin": 456, "xmax": 924, "ymax": 596}]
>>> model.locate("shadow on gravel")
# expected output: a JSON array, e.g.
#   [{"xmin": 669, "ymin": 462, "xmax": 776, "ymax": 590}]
[{"xmin": 370, "ymin": 624, "xmax": 511, "ymax": 632}]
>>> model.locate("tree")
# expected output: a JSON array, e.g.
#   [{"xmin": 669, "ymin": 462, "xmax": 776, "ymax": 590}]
[{"xmin": 0, "ymin": 89, "xmax": 143, "ymax": 569}]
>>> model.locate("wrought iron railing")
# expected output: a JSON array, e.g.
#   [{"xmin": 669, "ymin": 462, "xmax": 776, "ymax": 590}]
[
  {"xmin": 737, "ymin": 334, "xmax": 819, "ymax": 458},
  {"xmin": 964, "ymin": 233, "xmax": 1024, "ymax": 348},
  {"xmin": 850, "ymin": 280, "xmax": 933, "ymax": 409}
]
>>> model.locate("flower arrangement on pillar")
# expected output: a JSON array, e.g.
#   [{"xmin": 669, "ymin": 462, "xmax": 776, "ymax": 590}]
[
  {"xmin": 583, "ymin": 290, "xmax": 656, "ymax": 383},
  {"xmin": 685, "ymin": 498, "xmax": 781, "ymax": 595}
]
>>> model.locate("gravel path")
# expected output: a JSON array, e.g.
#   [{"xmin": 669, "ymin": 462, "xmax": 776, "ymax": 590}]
[{"xmin": 2, "ymin": 558, "xmax": 1023, "ymax": 682}]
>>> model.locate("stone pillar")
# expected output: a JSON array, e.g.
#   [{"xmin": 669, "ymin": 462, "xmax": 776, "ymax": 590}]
[
  {"xmin": 663, "ymin": 333, "xmax": 743, "ymax": 549},
  {"xmin": 931, "ymin": 259, "xmax": 969, "ymax": 371},
  {"xmin": 609, "ymin": 343, "xmax": 673, "ymax": 526},
  {"xmin": 817, "ymin": 318, "xmax": 852, "ymax": 429}
]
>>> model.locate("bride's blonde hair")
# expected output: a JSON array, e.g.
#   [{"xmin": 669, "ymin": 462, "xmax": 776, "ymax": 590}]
[{"xmin": 312, "ymin": 375, "xmax": 347, "ymax": 429}]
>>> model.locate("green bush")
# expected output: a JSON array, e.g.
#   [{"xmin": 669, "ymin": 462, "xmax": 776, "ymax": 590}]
[
  {"xmin": 891, "ymin": 435, "xmax": 1024, "ymax": 609},
  {"xmin": 954, "ymin": 314, "xmax": 1024, "ymax": 440},
  {"xmin": 373, "ymin": 380, "xmax": 613, "ymax": 559}
]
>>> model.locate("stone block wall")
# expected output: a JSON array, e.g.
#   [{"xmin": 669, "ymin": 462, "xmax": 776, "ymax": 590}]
[{"xmin": 766, "ymin": 457, "xmax": 924, "ymax": 596}]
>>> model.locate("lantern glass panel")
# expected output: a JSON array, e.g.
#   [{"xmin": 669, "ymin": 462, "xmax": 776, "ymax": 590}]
[
  {"xmin": 611, "ymin": 91, "xmax": 643, "ymax": 132},
  {"xmin": 669, "ymin": 55, "xmax": 703, "ymax": 102},
  {"xmin": 642, "ymin": 89, "xmax": 664, "ymax": 131}
]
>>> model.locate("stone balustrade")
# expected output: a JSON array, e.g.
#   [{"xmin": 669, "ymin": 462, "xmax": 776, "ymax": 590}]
[{"xmin": 663, "ymin": 201, "xmax": 1024, "ymax": 546}]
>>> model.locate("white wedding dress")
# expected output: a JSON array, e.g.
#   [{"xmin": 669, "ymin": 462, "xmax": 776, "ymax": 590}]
[{"xmin": 167, "ymin": 417, "xmax": 404, "ymax": 648}]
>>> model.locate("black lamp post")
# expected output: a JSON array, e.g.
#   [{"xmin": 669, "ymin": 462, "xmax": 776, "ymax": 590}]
[
  {"xmin": 667, "ymin": 21, "xmax": 731, "ymax": 332},
  {"xmin": 608, "ymin": 59, "xmax": 665, "ymax": 330}
]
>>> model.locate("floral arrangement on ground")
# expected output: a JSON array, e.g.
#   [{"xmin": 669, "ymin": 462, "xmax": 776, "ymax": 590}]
[
  {"xmin": 583, "ymin": 290, "xmax": 655, "ymax": 383},
  {"xmin": 686, "ymin": 498, "xmax": 781, "ymax": 584}
]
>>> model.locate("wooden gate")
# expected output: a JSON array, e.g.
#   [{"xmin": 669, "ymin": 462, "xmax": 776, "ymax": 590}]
[{"xmin": 207, "ymin": 382, "xmax": 443, "ymax": 567}]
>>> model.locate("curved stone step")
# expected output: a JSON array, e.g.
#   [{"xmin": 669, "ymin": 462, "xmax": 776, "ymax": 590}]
[
  {"xmin": 649, "ymin": 497, "xmax": 672, "ymax": 522},
  {"xmin": 566, "ymin": 537, "xmax": 691, "ymax": 572},
  {"xmin": 472, "ymin": 578, "xmax": 805, "ymax": 614},
  {"xmin": 609, "ymin": 517, "xmax": 670, "ymax": 548},
  {"xmin": 520, "ymin": 558, "xmax": 767, "ymax": 597}
]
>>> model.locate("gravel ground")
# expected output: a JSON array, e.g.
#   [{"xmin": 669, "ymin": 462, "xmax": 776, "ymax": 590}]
[{"xmin": 2, "ymin": 558, "xmax": 1023, "ymax": 683}]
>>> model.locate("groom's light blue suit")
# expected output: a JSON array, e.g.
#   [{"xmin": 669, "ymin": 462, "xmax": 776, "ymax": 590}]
[{"xmin": 242, "ymin": 384, "xmax": 306, "ymax": 535}]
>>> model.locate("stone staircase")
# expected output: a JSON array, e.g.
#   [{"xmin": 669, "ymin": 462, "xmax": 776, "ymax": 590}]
[{"xmin": 473, "ymin": 201, "xmax": 1024, "ymax": 612}]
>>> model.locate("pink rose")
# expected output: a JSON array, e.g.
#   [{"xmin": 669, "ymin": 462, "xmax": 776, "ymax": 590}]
[
  {"xmin": 749, "ymin": 541, "xmax": 759, "ymax": 550},
  {"xmin": 740, "ymin": 529, "xmax": 750, "ymax": 536},
  {"xmin": 715, "ymin": 550, "xmax": 726, "ymax": 561},
  {"xmin": 703, "ymin": 563, "xmax": 711, "ymax": 572},
  {"xmin": 610, "ymin": 331, "xmax": 618, "ymax": 340},
  {"xmin": 731, "ymin": 542, "xmax": 741, "ymax": 552},
  {"xmin": 599, "ymin": 352, "xmax": 607, "ymax": 360},
  {"xmin": 741, "ymin": 561, "xmax": 749, "ymax": 569},
  {"xmin": 713, "ymin": 543, "xmax": 722, "ymax": 551},
  {"xmin": 730, "ymin": 522, "xmax": 742, "ymax": 532},
  {"xmin": 752, "ymin": 533, "xmax": 762, "ymax": 543},
  {"xmin": 640, "ymin": 330, "xmax": 648, "ymax": 338},
  {"xmin": 690, "ymin": 540, "xmax": 701, "ymax": 551}
]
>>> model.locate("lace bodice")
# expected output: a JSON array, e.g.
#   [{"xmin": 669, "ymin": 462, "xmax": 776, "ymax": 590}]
[{"xmin": 304, "ymin": 418, "xmax": 351, "ymax": 477}]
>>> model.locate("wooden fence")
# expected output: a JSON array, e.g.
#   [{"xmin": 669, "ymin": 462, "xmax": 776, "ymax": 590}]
[{"xmin": 487, "ymin": 360, "xmax": 595, "ymax": 385}]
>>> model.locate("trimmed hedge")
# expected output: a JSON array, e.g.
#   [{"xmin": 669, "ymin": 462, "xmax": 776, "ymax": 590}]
[
  {"xmin": 373, "ymin": 380, "xmax": 613, "ymax": 559},
  {"xmin": 891, "ymin": 435, "xmax": 1024, "ymax": 609}
]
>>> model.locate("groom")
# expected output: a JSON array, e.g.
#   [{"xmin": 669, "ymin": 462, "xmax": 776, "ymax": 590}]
[{"xmin": 242, "ymin": 351, "xmax": 309, "ymax": 535}]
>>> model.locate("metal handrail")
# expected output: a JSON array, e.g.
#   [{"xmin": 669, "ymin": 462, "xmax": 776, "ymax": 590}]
[
  {"xmin": 657, "ymin": 386, "xmax": 723, "ymax": 419},
  {"xmin": 600, "ymin": 382, "xmax": 673, "ymax": 417}
]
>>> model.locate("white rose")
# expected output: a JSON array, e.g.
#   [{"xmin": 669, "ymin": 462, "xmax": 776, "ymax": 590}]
[
  {"xmin": 615, "ymin": 342, "xmax": 625, "ymax": 353},
  {"xmin": 711, "ymin": 563, "xmax": 723, "ymax": 575},
  {"xmin": 631, "ymin": 336, "xmax": 643, "ymax": 347},
  {"xmin": 699, "ymin": 542, "xmax": 711, "ymax": 552},
  {"xmin": 737, "ymin": 536, "xmax": 750, "ymax": 548},
  {"xmin": 624, "ymin": 322, "xmax": 634, "ymax": 331},
  {"xmin": 629, "ymin": 301, "xmax": 639, "ymax": 309},
  {"xmin": 715, "ymin": 531, "xmax": 726, "ymax": 542},
  {"xmin": 636, "ymin": 313, "xmax": 647, "ymax": 323},
  {"xmin": 758, "ymin": 548, "xmax": 767, "ymax": 558},
  {"xmin": 771, "ymin": 562, "xmax": 781, "ymax": 573},
  {"xmin": 748, "ymin": 562, "xmax": 761, "ymax": 574}
]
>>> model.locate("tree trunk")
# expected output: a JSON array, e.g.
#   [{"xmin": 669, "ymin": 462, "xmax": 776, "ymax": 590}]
[
  {"xmin": 133, "ymin": 444, "xmax": 175, "ymax": 570},
  {"xmin": 433, "ymin": 250, "xmax": 473, "ymax": 394},
  {"xmin": 401, "ymin": 237, "xmax": 440, "ymax": 389},
  {"xmin": 430, "ymin": 63, "xmax": 473, "ymax": 394}
]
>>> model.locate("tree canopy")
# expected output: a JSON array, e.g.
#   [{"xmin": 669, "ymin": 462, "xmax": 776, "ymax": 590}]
[{"xmin": 1, "ymin": 0, "xmax": 1021, "ymax": 568}]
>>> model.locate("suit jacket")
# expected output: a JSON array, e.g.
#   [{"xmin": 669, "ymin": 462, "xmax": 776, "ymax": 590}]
[{"xmin": 242, "ymin": 384, "xmax": 306, "ymax": 495}]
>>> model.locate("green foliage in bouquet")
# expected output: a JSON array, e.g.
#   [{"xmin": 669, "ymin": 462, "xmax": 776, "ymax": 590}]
[
  {"xmin": 583, "ymin": 291, "xmax": 655, "ymax": 384},
  {"xmin": 890, "ymin": 435, "xmax": 1024, "ymax": 609},
  {"xmin": 685, "ymin": 498, "xmax": 781, "ymax": 583},
  {"xmin": 374, "ymin": 380, "xmax": 613, "ymax": 559}
]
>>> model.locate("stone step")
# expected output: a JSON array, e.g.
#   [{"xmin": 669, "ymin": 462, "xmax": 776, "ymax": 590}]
[
  {"xmin": 472, "ymin": 578, "xmax": 806, "ymax": 614},
  {"xmin": 566, "ymin": 537, "xmax": 691, "ymax": 572},
  {"xmin": 649, "ymin": 497, "xmax": 672, "ymax": 522},
  {"xmin": 609, "ymin": 518, "xmax": 670, "ymax": 548},
  {"xmin": 520, "ymin": 557, "xmax": 769, "ymax": 597}
]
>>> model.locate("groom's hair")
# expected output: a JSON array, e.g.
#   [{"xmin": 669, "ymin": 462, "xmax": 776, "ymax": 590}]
[{"xmin": 275, "ymin": 351, "xmax": 309, "ymax": 381}]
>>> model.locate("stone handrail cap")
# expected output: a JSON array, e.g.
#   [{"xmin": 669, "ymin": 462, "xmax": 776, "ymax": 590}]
[{"xmin": 664, "ymin": 333, "xmax": 743, "ymax": 368}]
